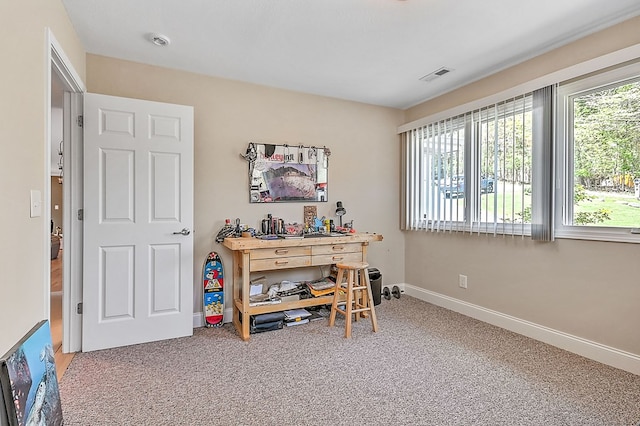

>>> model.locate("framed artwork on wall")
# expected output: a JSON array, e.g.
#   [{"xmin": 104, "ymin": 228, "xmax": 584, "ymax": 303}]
[
  {"xmin": 0, "ymin": 320, "xmax": 63, "ymax": 426},
  {"xmin": 244, "ymin": 143, "xmax": 329, "ymax": 203}
]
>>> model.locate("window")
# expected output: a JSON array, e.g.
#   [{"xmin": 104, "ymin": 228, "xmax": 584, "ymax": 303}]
[
  {"xmin": 402, "ymin": 55, "xmax": 640, "ymax": 243},
  {"xmin": 402, "ymin": 94, "xmax": 536, "ymax": 236},
  {"xmin": 557, "ymin": 61, "xmax": 640, "ymax": 241}
]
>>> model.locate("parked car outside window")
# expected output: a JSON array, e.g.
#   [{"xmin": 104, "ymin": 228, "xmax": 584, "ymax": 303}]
[{"xmin": 439, "ymin": 175, "xmax": 495, "ymax": 198}]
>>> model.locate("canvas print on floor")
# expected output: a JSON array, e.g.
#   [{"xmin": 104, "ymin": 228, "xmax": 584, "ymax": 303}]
[{"xmin": 0, "ymin": 320, "xmax": 63, "ymax": 426}]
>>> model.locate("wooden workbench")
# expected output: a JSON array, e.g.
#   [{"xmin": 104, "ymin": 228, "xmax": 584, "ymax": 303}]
[{"xmin": 222, "ymin": 233, "xmax": 383, "ymax": 340}]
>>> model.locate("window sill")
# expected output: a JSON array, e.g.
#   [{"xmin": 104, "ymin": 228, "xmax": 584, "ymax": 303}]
[
  {"xmin": 416, "ymin": 221, "xmax": 532, "ymax": 237},
  {"xmin": 555, "ymin": 227, "xmax": 640, "ymax": 244},
  {"xmin": 413, "ymin": 223, "xmax": 640, "ymax": 244}
]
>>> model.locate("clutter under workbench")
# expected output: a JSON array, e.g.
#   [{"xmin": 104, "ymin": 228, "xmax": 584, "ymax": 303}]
[{"xmin": 221, "ymin": 232, "xmax": 383, "ymax": 341}]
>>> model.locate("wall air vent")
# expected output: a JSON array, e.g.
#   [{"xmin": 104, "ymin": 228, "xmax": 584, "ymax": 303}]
[{"xmin": 419, "ymin": 67, "xmax": 453, "ymax": 83}]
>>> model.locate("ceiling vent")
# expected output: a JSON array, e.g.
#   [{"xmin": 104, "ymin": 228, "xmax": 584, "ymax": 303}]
[{"xmin": 419, "ymin": 67, "xmax": 453, "ymax": 83}]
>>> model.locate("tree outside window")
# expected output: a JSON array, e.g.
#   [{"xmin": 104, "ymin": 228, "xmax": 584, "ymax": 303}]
[{"xmin": 571, "ymin": 80, "xmax": 640, "ymax": 227}]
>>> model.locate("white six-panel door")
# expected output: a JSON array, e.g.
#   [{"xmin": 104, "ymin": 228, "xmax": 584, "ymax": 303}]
[{"xmin": 82, "ymin": 93, "xmax": 194, "ymax": 351}]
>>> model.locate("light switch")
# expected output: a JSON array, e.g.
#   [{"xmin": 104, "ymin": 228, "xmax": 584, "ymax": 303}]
[
  {"xmin": 30, "ymin": 190, "xmax": 42, "ymax": 218},
  {"xmin": 54, "ymin": 204, "xmax": 59, "ymax": 210}
]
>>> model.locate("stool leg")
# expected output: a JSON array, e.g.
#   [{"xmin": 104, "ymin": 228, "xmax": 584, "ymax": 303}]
[
  {"xmin": 344, "ymin": 269, "xmax": 354, "ymax": 338},
  {"xmin": 329, "ymin": 268, "xmax": 345, "ymax": 327},
  {"xmin": 363, "ymin": 270, "xmax": 378, "ymax": 333},
  {"xmin": 357, "ymin": 269, "xmax": 370, "ymax": 320},
  {"xmin": 353, "ymin": 269, "xmax": 361, "ymax": 322}
]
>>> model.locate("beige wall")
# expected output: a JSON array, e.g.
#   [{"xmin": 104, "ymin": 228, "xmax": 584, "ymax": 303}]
[
  {"xmin": 0, "ymin": 1, "xmax": 85, "ymax": 354},
  {"xmin": 405, "ymin": 233, "xmax": 640, "ymax": 354},
  {"xmin": 86, "ymin": 55, "xmax": 405, "ymax": 316},
  {"xmin": 403, "ymin": 16, "xmax": 640, "ymax": 356}
]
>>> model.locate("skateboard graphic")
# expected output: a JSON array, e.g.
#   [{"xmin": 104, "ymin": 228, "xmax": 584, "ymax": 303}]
[{"xmin": 203, "ymin": 252, "xmax": 224, "ymax": 327}]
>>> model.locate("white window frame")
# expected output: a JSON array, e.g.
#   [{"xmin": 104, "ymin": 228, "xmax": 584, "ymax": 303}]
[
  {"xmin": 408, "ymin": 95, "xmax": 535, "ymax": 237},
  {"xmin": 556, "ymin": 60, "xmax": 640, "ymax": 243}
]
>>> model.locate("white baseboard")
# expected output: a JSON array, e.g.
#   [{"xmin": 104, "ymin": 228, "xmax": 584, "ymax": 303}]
[
  {"xmin": 193, "ymin": 308, "xmax": 234, "ymax": 329},
  {"xmin": 193, "ymin": 313, "xmax": 204, "ymax": 328},
  {"xmin": 404, "ymin": 284, "xmax": 640, "ymax": 376}
]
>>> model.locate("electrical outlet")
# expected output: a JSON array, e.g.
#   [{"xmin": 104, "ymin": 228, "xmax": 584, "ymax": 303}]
[{"xmin": 459, "ymin": 274, "xmax": 467, "ymax": 289}]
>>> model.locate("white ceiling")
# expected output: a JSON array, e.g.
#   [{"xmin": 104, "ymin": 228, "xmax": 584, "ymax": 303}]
[{"xmin": 61, "ymin": 0, "xmax": 640, "ymax": 110}]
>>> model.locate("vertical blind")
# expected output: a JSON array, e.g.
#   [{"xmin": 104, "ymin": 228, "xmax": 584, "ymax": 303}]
[
  {"xmin": 531, "ymin": 85, "xmax": 555, "ymax": 241},
  {"xmin": 401, "ymin": 87, "xmax": 553, "ymax": 239}
]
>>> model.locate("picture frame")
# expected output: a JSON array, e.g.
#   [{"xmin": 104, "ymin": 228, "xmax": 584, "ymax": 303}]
[
  {"xmin": 1, "ymin": 390, "xmax": 8, "ymax": 426},
  {"xmin": 0, "ymin": 320, "xmax": 63, "ymax": 426},
  {"xmin": 247, "ymin": 143, "xmax": 329, "ymax": 203},
  {"xmin": 304, "ymin": 205, "xmax": 317, "ymax": 228}
]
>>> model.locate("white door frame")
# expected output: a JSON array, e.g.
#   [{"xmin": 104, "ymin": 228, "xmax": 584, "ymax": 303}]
[{"xmin": 46, "ymin": 28, "xmax": 85, "ymax": 353}]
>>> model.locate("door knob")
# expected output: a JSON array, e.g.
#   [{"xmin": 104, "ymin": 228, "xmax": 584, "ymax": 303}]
[{"xmin": 173, "ymin": 228, "xmax": 191, "ymax": 236}]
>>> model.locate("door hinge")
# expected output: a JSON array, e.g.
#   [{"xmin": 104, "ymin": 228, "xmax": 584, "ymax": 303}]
[
  {"xmin": 77, "ymin": 209, "xmax": 83, "ymax": 221},
  {"xmin": 76, "ymin": 302, "xmax": 83, "ymax": 314},
  {"xmin": 77, "ymin": 115, "xmax": 83, "ymax": 128}
]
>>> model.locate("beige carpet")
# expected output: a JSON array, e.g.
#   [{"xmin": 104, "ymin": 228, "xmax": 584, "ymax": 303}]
[{"xmin": 59, "ymin": 296, "xmax": 640, "ymax": 425}]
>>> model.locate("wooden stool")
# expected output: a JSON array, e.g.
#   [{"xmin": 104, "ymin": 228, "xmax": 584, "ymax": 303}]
[{"xmin": 328, "ymin": 261, "xmax": 379, "ymax": 338}]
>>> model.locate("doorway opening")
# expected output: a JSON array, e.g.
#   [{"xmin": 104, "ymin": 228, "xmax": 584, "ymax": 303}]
[
  {"xmin": 47, "ymin": 29, "xmax": 85, "ymax": 376},
  {"xmin": 50, "ymin": 68, "xmax": 67, "ymax": 373}
]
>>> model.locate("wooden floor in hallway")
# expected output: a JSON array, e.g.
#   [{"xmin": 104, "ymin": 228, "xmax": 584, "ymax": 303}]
[{"xmin": 51, "ymin": 250, "xmax": 75, "ymax": 378}]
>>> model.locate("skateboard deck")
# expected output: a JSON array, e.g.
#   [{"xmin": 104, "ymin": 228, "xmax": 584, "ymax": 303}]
[{"xmin": 203, "ymin": 252, "xmax": 224, "ymax": 327}]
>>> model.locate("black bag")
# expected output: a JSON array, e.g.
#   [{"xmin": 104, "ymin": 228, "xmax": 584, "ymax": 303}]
[{"xmin": 249, "ymin": 312, "xmax": 285, "ymax": 334}]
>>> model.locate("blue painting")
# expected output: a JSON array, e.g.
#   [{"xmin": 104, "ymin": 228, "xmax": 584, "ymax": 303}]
[{"xmin": 0, "ymin": 320, "xmax": 63, "ymax": 426}]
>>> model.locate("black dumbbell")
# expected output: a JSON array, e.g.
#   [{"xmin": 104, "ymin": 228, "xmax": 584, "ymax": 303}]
[
  {"xmin": 392, "ymin": 285, "xmax": 401, "ymax": 299},
  {"xmin": 383, "ymin": 287, "xmax": 391, "ymax": 300}
]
